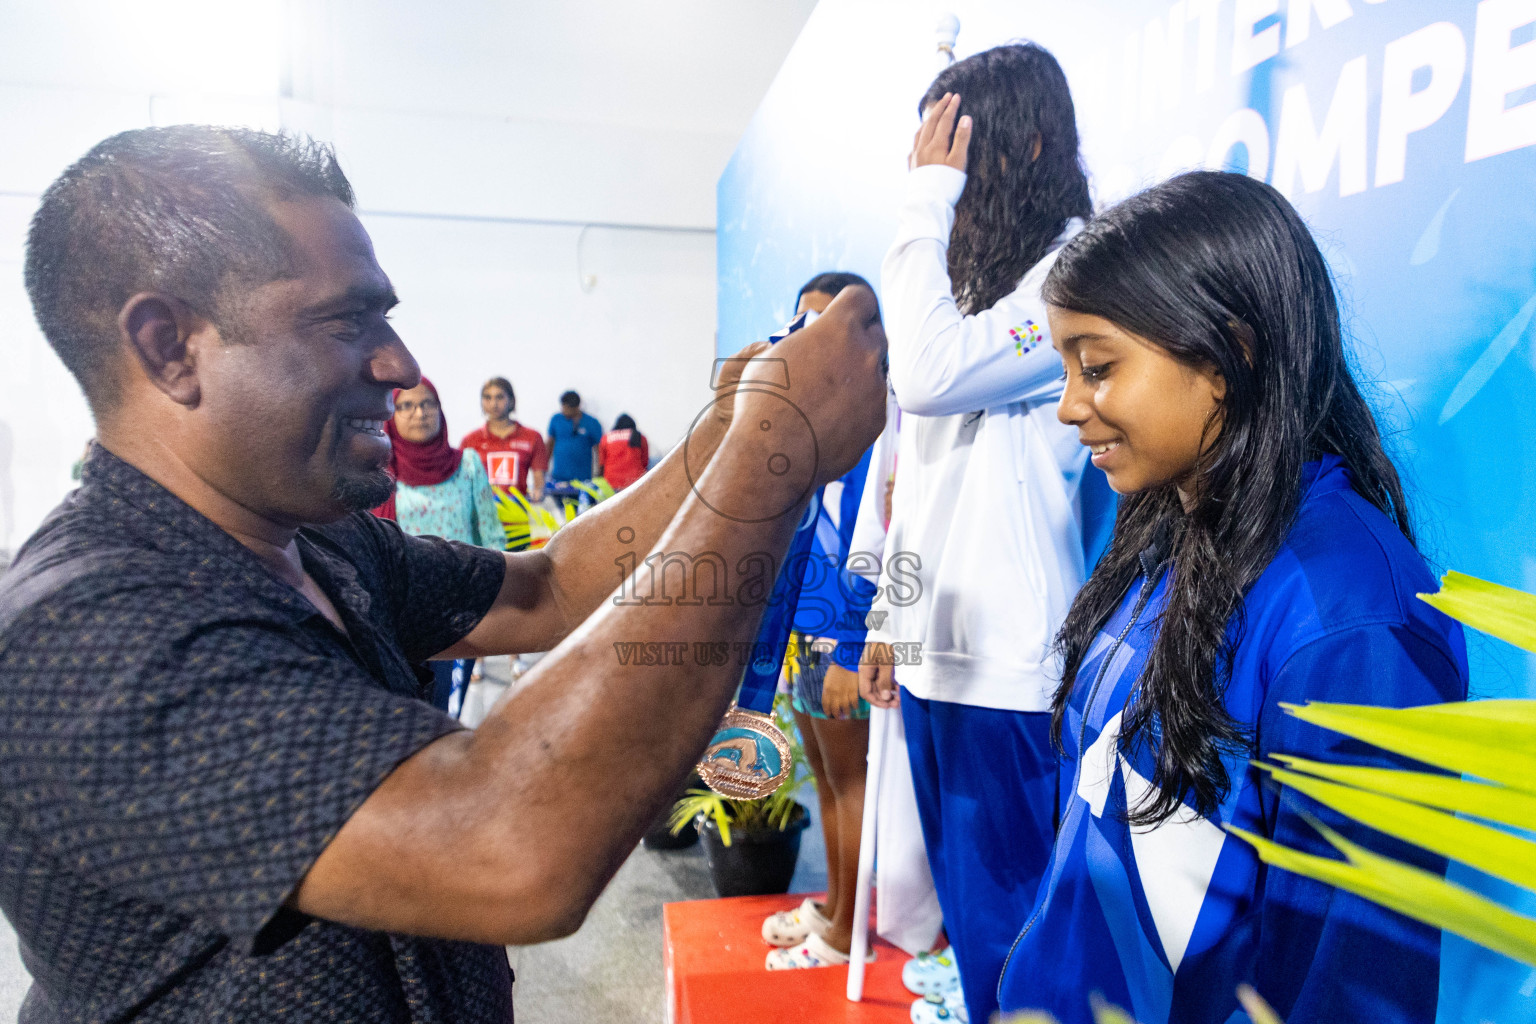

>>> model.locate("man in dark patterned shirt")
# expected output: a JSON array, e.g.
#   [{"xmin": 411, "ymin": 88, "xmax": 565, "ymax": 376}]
[{"xmin": 0, "ymin": 127, "xmax": 888, "ymax": 1021}]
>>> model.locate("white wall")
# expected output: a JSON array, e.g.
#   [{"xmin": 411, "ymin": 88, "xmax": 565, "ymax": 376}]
[
  {"xmin": 0, "ymin": 0, "xmax": 816, "ymax": 558},
  {"xmin": 362, "ymin": 214, "xmax": 718, "ymax": 460}
]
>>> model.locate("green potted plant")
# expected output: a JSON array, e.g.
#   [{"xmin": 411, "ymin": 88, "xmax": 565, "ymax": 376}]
[{"xmin": 668, "ymin": 694, "xmax": 813, "ymax": 897}]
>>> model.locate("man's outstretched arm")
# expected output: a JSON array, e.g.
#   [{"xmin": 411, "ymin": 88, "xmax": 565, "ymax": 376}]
[
  {"xmin": 438, "ymin": 346, "xmax": 761, "ymax": 660},
  {"xmin": 292, "ymin": 286, "xmax": 888, "ymax": 945}
]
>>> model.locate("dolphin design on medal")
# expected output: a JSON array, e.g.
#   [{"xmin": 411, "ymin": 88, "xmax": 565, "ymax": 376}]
[{"xmin": 697, "ymin": 704, "xmax": 793, "ymax": 799}]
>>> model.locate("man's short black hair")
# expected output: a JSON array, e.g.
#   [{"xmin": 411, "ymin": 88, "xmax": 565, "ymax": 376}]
[
  {"xmin": 560, "ymin": 391, "xmax": 581, "ymax": 408},
  {"xmin": 24, "ymin": 125, "xmax": 356, "ymax": 413}
]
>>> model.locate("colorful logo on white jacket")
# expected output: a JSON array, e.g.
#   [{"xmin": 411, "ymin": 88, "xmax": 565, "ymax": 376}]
[{"xmin": 1010, "ymin": 320, "xmax": 1044, "ymax": 356}]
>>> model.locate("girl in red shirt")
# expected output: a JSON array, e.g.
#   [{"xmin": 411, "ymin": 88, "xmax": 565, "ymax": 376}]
[{"xmin": 598, "ymin": 414, "xmax": 649, "ymax": 491}]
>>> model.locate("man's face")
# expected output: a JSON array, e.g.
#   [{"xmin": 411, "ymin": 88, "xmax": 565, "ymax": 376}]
[
  {"xmin": 193, "ymin": 196, "xmax": 418, "ymax": 526},
  {"xmin": 562, "ymin": 402, "xmax": 580, "ymax": 421}
]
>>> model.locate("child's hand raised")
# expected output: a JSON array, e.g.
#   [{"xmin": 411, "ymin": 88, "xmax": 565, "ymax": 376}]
[{"xmin": 909, "ymin": 92, "xmax": 972, "ymax": 173}]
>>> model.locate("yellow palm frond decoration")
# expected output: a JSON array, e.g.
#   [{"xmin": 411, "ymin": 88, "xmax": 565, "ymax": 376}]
[
  {"xmin": 1000, "ymin": 571, "xmax": 1536, "ymax": 1024},
  {"xmin": 1228, "ymin": 570, "xmax": 1536, "ymax": 968},
  {"xmin": 1416, "ymin": 571, "xmax": 1536, "ymax": 652}
]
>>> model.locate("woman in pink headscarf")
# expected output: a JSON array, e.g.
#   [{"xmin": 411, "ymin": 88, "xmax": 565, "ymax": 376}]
[{"xmin": 373, "ymin": 377, "xmax": 501, "ymax": 714}]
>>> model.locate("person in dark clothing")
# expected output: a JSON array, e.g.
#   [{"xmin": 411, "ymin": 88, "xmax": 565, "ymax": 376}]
[{"xmin": 0, "ymin": 125, "xmax": 887, "ymax": 1022}]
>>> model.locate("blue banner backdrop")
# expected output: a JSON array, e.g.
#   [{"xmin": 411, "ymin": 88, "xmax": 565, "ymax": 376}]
[{"xmin": 717, "ymin": 1, "xmax": 1536, "ymax": 1019}]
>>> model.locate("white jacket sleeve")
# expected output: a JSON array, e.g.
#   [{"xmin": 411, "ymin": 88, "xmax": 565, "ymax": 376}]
[
  {"xmin": 852, "ymin": 397, "xmax": 899, "ymax": 650},
  {"xmin": 880, "ymin": 164, "xmax": 1067, "ymax": 415}
]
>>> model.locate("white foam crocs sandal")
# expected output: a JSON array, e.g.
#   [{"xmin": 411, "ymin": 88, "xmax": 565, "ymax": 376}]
[
  {"xmin": 765, "ymin": 931, "xmax": 876, "ymax": 970},
  {"xmin": 760, "ymin": 897, "xmax": 830, "ymax": 947},
  {"xmin": 902, "ymin": 945, "xmax": 961, "ymax": 995},
  {"xmin": 910, "ymin": 989, "xmax": 969, "ymax": 1024}
]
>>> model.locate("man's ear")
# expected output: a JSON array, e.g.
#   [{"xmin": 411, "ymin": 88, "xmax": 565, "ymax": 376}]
[{"xmin": 118, "ymin": 292, "xmax": 211, "ymax": 408}]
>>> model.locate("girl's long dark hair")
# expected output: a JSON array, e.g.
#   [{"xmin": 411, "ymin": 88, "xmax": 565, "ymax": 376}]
[
  {"xmin": 1045, "ymin": 171, "xmax": 1414, "ymax": 827},
  {"xmin": 922, "ymin": 43, "xmax": 1091, "ymax": 314},
  {"xmin": 613, "ymin": 413, "xmax": 643, "ymax": 448}
]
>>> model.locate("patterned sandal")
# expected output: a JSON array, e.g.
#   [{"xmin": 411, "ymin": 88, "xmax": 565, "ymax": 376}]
[
  {"xmin": 910, "ymin": 989, "xmax": 969, "ymax": 1024},
  {"xmin": 760, "ymin": 897, "xmax": 830, "ymax": 947},
  {"xmin": 765, "ymin": 932, "xmax": 876, "ymax": 970},
  {"xmin": 902, "ymin": 945, "xmax": 961, "ymax": 995}
]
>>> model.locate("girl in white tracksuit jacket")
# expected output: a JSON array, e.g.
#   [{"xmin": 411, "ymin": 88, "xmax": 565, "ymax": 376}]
[{"xmin": 858, "ymin": 43, "xmax": 1105, "ymax": 1024}]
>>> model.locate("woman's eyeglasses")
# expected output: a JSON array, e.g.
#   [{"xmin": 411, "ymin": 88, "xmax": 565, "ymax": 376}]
[{"xmin": 396, "ymin": 399, "xmax": 440, "ymax": 414}]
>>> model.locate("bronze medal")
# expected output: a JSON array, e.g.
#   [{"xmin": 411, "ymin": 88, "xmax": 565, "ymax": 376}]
[{"xmin": 697, "ymin": 704, "xmax": 792, "ymax": 799}]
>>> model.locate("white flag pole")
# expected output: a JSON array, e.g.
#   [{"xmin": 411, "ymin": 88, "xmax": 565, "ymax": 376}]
[{"xmin": 846, "ymin": 704, "xmax": 890, "ymax": 1001}]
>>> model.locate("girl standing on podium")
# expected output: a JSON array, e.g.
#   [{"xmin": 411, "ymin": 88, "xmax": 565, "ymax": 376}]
[
  {"xmin": 859, "ymin": 43, "xmax": 1106, "ymax": 1024},
  {"xmin": 996, "ymin": 171, "xmax": 1467, "ymax": 1024}
]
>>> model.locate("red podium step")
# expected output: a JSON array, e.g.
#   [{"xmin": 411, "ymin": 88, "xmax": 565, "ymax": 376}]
[{"xmin": 663, "ymin": 892, "xmax": 916, "ymax": 1024}]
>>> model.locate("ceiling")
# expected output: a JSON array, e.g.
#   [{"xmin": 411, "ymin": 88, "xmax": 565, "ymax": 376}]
[{"xmin": 0, "ymin": 0, "xmax": 820, "ymax": 138}]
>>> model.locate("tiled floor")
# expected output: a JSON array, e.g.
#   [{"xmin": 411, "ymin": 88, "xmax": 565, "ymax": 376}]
[
  {"xmin": 0, "ymin": 656, "xmax": 830, "ymax": 1023},
  {"xmin": 512, "ymin": 838, "xmax": 717, "ymax": 1021}
]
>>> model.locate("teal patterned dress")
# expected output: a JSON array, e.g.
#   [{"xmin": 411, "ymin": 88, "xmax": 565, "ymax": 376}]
[
  {"xmin": 393, "ymin": 450, "xmax": 503, "ymax": 550},
  {"xmin": 394, "ymin": 450, "xmax": 501, "ymax": 714}
]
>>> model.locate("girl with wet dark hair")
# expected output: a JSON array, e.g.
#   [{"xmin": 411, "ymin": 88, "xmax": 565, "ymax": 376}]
[
  {"xmin": 995, "ymin": 170, "xmax": 1467, "ymax": 1024},
  {"xmin": 859, "ymin": 42, "xmax": 1103, "ymax": 1024},
  {"xmin": 921, "ymin": 46, "xmax": 1092, "ymax": 316}
]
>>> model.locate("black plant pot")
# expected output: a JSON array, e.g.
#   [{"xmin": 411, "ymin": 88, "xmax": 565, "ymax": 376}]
[
  {"xmin": 642, "ymin": 774, "xmax": 704, "ymax": 851},
  {"xmin": 696, "ymin": 804, "xmax": 810, "ymax": 898}
]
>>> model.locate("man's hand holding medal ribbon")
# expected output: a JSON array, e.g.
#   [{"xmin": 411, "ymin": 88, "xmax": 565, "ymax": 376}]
[{"xmin": 695, "ymin": 286, "xmax": 888, "ymax": 798}]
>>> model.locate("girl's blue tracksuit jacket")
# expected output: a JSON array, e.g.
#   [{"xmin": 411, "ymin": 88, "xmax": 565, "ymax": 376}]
[{"xmin": 997, "ymin": 455, "xmax": 1469, "ymax": 1024}]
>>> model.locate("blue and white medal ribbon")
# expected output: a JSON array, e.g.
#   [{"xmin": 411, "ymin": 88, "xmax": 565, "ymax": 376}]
[
  {"xmin": 697, "ymin": 491, "xmax": 821, "ymax": 798},
  {"xmin": 697, "ymin": 310, "xmax": 822, "ymax": 799}
]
